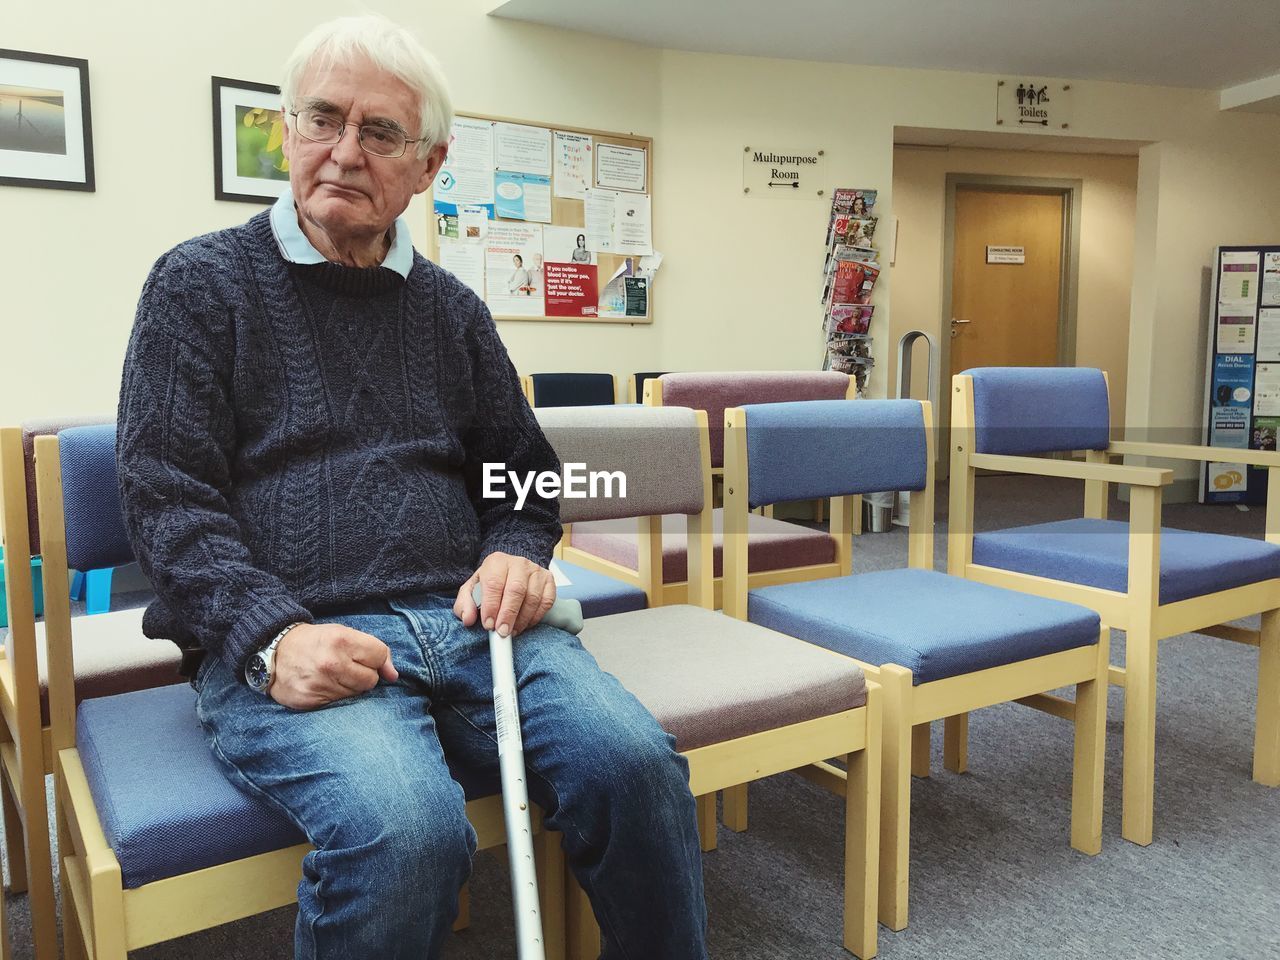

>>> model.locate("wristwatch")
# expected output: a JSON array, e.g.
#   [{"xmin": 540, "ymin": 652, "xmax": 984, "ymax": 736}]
[{"xmin": 245, "ymin": 623, "xmax": 301, "ymax": 694}]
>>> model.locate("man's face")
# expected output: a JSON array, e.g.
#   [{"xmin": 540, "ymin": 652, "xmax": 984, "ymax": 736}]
[{"xmin": 283, "ymin": 57, "xmax": 447, "ymax": 243}]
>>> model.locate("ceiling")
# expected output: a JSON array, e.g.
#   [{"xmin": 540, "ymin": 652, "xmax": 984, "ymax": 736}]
[{"xmin": 488, "ymin": 0, "xmax": 1280, "ymax": 91}]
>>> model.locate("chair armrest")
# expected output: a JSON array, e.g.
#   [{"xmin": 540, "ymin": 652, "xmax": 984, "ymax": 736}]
[
  {"xmin": 1108, "ymin": 440, "xmax": 1280, "ymax": 469},
  {"xmin": 969, "ymin": 453, "xmax": 1173, "ymax": 487}
]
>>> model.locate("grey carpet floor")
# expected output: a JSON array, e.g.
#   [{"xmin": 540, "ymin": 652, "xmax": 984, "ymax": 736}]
[{"xmin": 7, "ymin": 476, "xmax": 1279, "ymax": 958}]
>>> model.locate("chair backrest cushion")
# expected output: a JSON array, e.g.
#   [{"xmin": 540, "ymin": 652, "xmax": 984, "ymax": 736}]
[
  {"xmin": 965, "ymin": 367, "xmax": 1110, "ymax": 455},
  {"xmin": 529, "ymin": 373, "xmax": 616, "ymax": 408},
  {"xmin": 58, "ymin": 424, "xmax": 135, "ymax": 571},
  {"xmin": 21, "ymin": 415, "xmax": 113, "ymax": 553},
  {"xmin": 659, "ymin": 371, "xmax": 849, "ymax": 467},
  {"xmin": 534, "ymin": 405, "xmax": 704, "ymax": 523},
  {"xmin": 741, "ymin": 399, "xmax": 927, "ymax": 508}
]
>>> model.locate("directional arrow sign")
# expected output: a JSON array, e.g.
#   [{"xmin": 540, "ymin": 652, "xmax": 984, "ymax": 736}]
[
  {"xmin": 768, "ymin": 181, "xmax": 800, "ymax": 188},
  {"xmin": 1018, "ymin": 118, "xmax": 1049, "ymax": 126}
]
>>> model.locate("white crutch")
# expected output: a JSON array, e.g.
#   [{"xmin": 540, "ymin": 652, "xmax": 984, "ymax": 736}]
[{"xmin": 473, "ymin": 584, "xmax": 584, "ymax": 960}]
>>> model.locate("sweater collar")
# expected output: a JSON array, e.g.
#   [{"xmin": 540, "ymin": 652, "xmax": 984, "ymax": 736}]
[{"xmin": 269, "ymin": 188, "xmax": 413, "ymax": 279}]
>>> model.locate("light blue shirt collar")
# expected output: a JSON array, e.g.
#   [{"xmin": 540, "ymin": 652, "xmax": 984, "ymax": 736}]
[{"xmin": 269, "ymin": 189, "xmax": 414, "ymax": 279}]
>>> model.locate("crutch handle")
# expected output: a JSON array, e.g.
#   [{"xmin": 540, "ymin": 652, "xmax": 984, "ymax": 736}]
[{"xmin": 470, "ymin": 583, "xmax": 584, "ymax": 635}]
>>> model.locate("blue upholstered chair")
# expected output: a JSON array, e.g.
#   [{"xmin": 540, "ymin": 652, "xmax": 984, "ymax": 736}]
[
  {"xmin": 27, "ymin": 426, "xmax": 565, "ymax": 960},
  {"xmin": 535, "ymin": 403, "xmax": 882, "ymax": 960},
  {"xmin": 23, "ymin": 417, "xmax": 117, "ymax": 615},
  {"xmin": 0, "ymin": 425, "xmax": 183, "ymax": 960},
  {"xmin": 522, "ymin": 372, "xmax": 618, "ymax": 408},
  {"xmin": 551, "ymin": 558, "xmax": 647, "ymax": 619},
  {"xmin": 950, "ymin": 367, "xmax": 1280, "ymax": 847},
  {"xmin": 721, "ymin": 398, "xmax": 1109, "ymax": 932}
]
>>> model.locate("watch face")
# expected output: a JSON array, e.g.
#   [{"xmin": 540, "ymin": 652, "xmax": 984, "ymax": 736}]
[{"xmin": 246, "ymin": 655, "xmax": 270, "ymax": 690}]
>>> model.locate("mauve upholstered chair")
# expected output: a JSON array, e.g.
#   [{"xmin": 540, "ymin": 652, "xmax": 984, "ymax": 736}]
[{"xmin": 562, "ymin": 371, "xmax": 856, "ymax": 608}]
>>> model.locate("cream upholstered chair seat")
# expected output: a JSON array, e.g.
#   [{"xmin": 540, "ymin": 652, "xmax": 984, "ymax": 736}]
[{"xmin": 2, "ymin": 606, "xmax": 181, "ymax": 726}]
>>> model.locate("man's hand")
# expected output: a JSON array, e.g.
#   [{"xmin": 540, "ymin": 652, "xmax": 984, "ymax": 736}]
[
  {"xmin": 454, "ymin": 553, "xmax": 556, "ymax": 638},
  {"xmin": 269, "ymin": 623, "xmax": 399, "ymax": 710}
]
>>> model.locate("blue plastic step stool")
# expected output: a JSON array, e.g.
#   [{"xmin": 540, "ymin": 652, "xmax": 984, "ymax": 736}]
[
  {"xmin": 69, "ymin": 568, "xmax": 115, "ymax": 615},
  {"xmin": 0, "ymin": 547, "xmax": 44, "ymax": 628}
]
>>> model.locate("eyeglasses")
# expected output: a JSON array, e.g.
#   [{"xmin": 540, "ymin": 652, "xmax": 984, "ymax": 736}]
[{"xmin": 289, "ymin": 109, "xmax": 424, "ymax": 159}]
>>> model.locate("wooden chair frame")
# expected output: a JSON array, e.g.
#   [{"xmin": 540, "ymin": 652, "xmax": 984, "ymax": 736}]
[
  {"xmin": 561, "ymin": 409, "xmax": 882, "ymax": 960},
  {"xmin": 558, "ymin": 376, "xmax": 860, "ymax": 608},
  {"xmin": 20, "ymin": 431, "xmax": 565, "ymax": 960},
  {"xmin": 0, "ymin": 427, "xmax": 64, "ymax": 960},
  {"xmin": 722, "ymin": 400, "xmax": 1108, "ymax": 931},
  {"xmin": 949, "ymin": 371, "xmax": 1280, "ymax": 846}
]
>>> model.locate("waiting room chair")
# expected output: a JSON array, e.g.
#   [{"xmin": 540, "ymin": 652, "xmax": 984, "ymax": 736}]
[
  {"xmin": 629, "ymin": 370, "xmax": 669, "ymax": 403},
  {"xmin": 534, "ymin": 403, "xmax": 881, "ymax": 959},
  {"xmin": 23, "ymin": 426, "xmax": 565, "ymax": 960},
  {"xmin": 722, "ymin": 397, "xmax": 1108, "ymax": 931},
  {"xmin": 949, "ymin": 366, "xmax": 1280, "ymax": 846},
  {"xmin": 24, "ymin": 418, "xmax": 116, "ymax": 616},
  {"xmin": 0, "ymin": 425, "xmax": 183, "ymax": 960},
  {"xmin": 522, "ymin": 372, "xmax": 619, "ymax": 408},
  {"xmin": 561, "ymin": 371, "xmax": 855, "ymax": 608}
]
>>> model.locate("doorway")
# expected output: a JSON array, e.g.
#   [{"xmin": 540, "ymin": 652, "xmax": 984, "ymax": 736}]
[{"xmin": 939, "ymin": 174, "xmax": 1082, "ymax": 474}]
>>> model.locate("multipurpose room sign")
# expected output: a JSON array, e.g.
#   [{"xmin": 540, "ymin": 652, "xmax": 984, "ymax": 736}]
[
  {"xmin": 995, "ymin": 79, "xmax": 1074, "ymax": 130},
  {"xmin": 742, "ymin": 146, "xmax": 826, "ymax": 198}
]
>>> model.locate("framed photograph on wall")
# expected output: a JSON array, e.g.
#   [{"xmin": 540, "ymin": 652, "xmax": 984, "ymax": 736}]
[
  {"xmin": 212, "ymin": 76, "xmax": 290, "ymax": 203},
  {"xmin": 0, "ymin": 49, "xmax": 94, "ymax": 191}
]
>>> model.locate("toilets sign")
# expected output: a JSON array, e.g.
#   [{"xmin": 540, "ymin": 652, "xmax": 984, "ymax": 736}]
[{"xmin": 995, "ymin": 78, "xmax": 1074, "ymax": 130}]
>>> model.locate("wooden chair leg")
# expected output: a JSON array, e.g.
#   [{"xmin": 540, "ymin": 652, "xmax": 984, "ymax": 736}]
[
  {"xmin": 722, "ymin": 782, "xmax": 748, "ymax": 832},
  {"xmin": 88, "ymin": 862, "xmax": 128, "ymax": 960},
  {"xmin": 843, "ymin": 688, "xmax": 881, "ymax": 960},
  {"xmin": 1256, "ymin": 609, "xmax": 1280, "ymax": 787},
  {"xmin": 911, "ymin": 722, "xmax": 931, "ymax": 778},
  {"xmin": 57, "ymin": 810, "xmax": 86, "ymax": 960},
  {"xmin": 452, "ymin": 882, "xmax": 470, "ymax": 932},
  {"xmin": 21, "ymin": 776, "xmax": 58, "ymax": 960},
  {"xmin": 696, "ymin": 792, "xmax": 718, "ymax": 852},
  {"xmin": 944, "ymin": 714, "xmax": 969, "ymax": 774},
  {"xmin": 1121, "ymin": 625, "xmax": 1159, "ymax": 846},
  {"xmin": 1, "ymin": 773, "xmax": 27, "ymax": 894},
  {"xmin": 565, "ymin": 870, "xmax": 600, "ymax": 960},
  {"xmin": 1071, "ymin": 629, "xmax": 1108, "ymax": 855},
  {"xmin": 536, "ymin": 831, "xmax": 566, "ymax": 960},
  {"xmin": 878, "ymin": 664, "xmax": 913, "ymax": 931}
]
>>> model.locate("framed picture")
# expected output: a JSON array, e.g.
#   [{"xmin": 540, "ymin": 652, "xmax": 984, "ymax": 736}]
[
  {"xmin": 212, "ymin": 76, "xmax": 291, "ymax": 204},
  {"xmin": 0, "ymin": 49, "xmax": 94, "ymax": 191}
]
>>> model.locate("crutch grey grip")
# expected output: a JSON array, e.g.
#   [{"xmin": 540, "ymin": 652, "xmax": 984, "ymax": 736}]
[{"xmin": 471, "ymin": 583, "xmax": 584, "ymax": 635}]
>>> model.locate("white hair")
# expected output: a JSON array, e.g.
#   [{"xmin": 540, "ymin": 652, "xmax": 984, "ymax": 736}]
[{"xmin": 280, "ymin": 15, "xmax": 454, "ymax": 158}]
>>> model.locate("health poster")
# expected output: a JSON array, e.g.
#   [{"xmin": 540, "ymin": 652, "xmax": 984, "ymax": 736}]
[{"xmin": 1212, "ymin": 354, "xmax": 1254, "ymax": 408}]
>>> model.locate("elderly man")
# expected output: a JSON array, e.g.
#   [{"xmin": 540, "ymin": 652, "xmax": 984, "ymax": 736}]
[{"xmin": 116, "ymin": 15, "xmax": 706, "ymax": 960}]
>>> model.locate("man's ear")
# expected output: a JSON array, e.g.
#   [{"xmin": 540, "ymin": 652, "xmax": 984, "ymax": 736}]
[{"xmin": 414, "ymin": 143, "xmax": 448, "ymax": 195}]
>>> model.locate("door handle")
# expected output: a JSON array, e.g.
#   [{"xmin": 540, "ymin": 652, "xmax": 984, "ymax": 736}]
[{"xmin": 950, "ymin": 318, "xmax": 971, "ymax": 324}]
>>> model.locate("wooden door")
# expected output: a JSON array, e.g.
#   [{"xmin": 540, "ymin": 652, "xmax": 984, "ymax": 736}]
[{"xmin": 949, "ymin": 187, "xmax": 1065, "ymax": 375}]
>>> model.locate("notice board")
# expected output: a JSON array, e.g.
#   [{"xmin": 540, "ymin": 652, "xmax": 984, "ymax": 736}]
[{"xmin": 427, "ymin": 111, "xmax": 655, "ymax": 324}]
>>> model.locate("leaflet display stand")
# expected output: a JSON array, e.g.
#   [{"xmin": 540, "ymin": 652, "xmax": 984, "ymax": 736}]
[{"xmin": 1200, "ymin": 244, "xmax": 1280, "ymax": 503}]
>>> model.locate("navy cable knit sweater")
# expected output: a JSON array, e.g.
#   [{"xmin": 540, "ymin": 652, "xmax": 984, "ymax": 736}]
[{"xmin": 116, "ymin": 210, "xmax": 561, "ymax": 675}]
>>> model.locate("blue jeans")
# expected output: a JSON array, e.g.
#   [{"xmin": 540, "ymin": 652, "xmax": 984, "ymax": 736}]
[{"xmin": 195, "ymin": 592, "xmax": 708, "ymax": 960}]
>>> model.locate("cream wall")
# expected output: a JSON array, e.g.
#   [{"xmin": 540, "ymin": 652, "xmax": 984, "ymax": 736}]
[
  {"xmin": 890, "ymin": 145, "xmax": 1139, "ymax": 428},
  {"xmin": 0, "ymin": 1, "xmax": 662, "ymax": 421},
  {"xmin": 4, "ymin": 3, "xmax": 1280, "ymax": 451}
]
